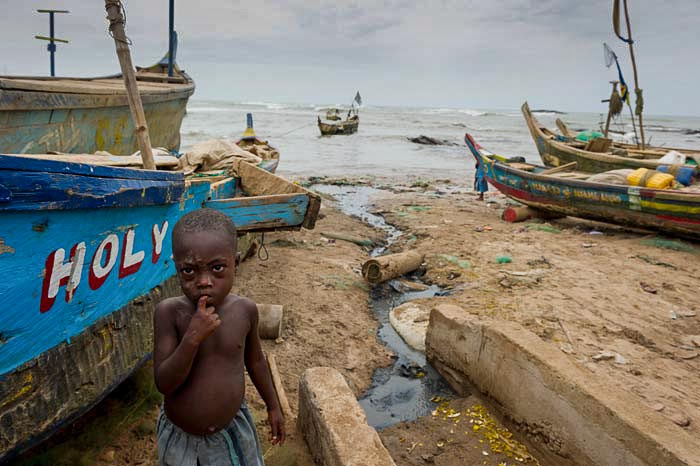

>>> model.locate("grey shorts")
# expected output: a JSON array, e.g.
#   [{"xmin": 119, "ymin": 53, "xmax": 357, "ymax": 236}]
[{"xmin": 157, "ymin": 400, "xmax": 264, "ymax": 466}]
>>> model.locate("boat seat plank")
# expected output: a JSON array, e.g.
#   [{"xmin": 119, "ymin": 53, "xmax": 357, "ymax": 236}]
[{"xmin": 0, "ymin": 152, "xmax": 179, "ymax": 168}]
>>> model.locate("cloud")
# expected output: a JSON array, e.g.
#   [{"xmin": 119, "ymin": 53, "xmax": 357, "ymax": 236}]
[{"xmin": 0, "ymin": 0, "xmax": 699, "ymax": 114}]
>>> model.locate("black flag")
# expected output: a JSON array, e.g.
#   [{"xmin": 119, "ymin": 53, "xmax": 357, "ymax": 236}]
[{"xmin": 354, "ymin": 91, "xmax": 362, "ymax": 106}]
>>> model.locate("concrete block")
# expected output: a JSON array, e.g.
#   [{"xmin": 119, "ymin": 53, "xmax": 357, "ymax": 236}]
[
  {"xmin": 426, "ymin": 304, "xmax": 698, "ymax": 466},
  {"xmin": 297, "ymin": 367, "xmax": 396, "ymax": 466}
]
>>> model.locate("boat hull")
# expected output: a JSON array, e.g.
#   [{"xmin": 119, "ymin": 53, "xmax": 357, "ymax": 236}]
[
  {"xmin": 521, "ymin": 102, "xmax": 700, "ymax": 172},
  {"xmin": 0, "ymin": 87, "xmax": 192, "ymax": 154},
  {"xmin": 0, "ymin": 156, "xmax": 320, "ymax": 461},
  {"xmin": 465, "ymin": 134, "xmax": 700, "ymax": 239},
  {"xmin": 318, "ymin": 117, "xmax": 359, "ymax": 136}
]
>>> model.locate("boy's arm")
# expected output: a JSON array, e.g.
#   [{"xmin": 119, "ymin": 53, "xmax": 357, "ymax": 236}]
[
  {"xmin": 243, "ymin": 299, "xmax": 285, "ymax": 445},
  {"xmin": 154, "ymin": 297, "xmax": 220, "ymax": 396}
]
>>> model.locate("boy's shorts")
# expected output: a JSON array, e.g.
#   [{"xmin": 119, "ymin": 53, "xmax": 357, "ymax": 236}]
[{"xmin": 157, "ymin": 400, "xmax": 264, "ymax": 466}]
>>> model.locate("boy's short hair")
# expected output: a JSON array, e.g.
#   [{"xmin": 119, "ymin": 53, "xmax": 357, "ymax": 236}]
[{"xmin": 172, "ymin": 208, "xmax": 237, "ymax": 250}]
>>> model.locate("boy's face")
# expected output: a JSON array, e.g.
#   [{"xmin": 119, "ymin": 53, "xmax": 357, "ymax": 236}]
[{"xmin": 173, "ymin": 230, "xmax": 237, "ymax": 308}]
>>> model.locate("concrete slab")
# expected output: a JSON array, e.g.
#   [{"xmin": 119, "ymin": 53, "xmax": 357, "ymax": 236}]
[
  {"xmin": 297, "ymin": 367, "xmax": 397, "ymax": 466},
  {"xmin": 426, "ymin": 304, "xmax": 699, "ymax": 466}
]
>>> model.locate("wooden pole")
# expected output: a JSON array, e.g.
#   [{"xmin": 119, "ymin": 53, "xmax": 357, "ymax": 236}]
[
  {"xmin": 104, "ymin": 0, "xmax": 155, "ymax": 169},
  {"xmin": 622, "ymin": 0, "xmax": 645, "ymax": 150},
  {"xmin": 266, "ymin": 354, "xmax": 293, "ymax": 419},
  {"xmin": 603, "ymin": 81, "xmax": 618, "ymax": 138}
]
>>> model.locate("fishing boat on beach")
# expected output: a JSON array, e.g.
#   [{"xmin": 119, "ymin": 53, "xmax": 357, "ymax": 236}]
[
  {"xmin": 522, "ymin": 2, "xmax": 700, "ymax": 174},
  {"xmin": 237, "ymin": 113, "xmax": 280, "ymax": 173},
  {"xmin": 0, "ymin": 3, "xmax": 321, "ymax": 461},
  {"xmin": 0, "ymin": 153, "xmax": 321, "ymax": 462},
  {"xmin": 465, "ymin": 132, "xmax": 700, "ymax": 239},
  {"xmin": 522, "ymin": 102, "xmax": 700, "ymax": 173},
  {"xmin": 317, "ymin": 92, "xmax": 362, "ymax": 136},
  {"xmin": 0, "ymin": 51, "xmax": 194, "ymax": 156}
]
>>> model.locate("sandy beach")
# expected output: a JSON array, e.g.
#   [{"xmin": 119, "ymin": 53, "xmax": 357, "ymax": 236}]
[{"xmin": 12, "ymin": 174, "xmax": 697, "ymax": 466}]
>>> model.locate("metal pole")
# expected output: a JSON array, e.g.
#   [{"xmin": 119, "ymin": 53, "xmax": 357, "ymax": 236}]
[
  {"xmin": 168, "ymin": 0, "xmax": 174, "ymax": 77},
  {"xmin": 49, "ymin": 12, "xmax": 55, "ymax": 76}
]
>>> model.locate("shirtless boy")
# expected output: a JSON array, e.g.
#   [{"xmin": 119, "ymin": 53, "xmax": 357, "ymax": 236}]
[{"xmin": 154, "ymin": 208, "xmax": 284, "ymax": 466}]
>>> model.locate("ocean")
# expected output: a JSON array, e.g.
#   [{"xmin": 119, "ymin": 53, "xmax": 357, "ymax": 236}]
[{"xmin": 180, "ymin": 101, "xmax": 700, "ymax": 182}]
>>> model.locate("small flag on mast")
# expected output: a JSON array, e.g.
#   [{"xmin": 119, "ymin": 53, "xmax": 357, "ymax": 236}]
[{"xmin": 354, "ymin": 91, "xmax": 362, "ymax": 106}]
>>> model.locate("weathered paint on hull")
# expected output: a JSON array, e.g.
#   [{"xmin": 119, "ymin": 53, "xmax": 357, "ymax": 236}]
[
  {"xmin": 0, "ymin": 96, "xmax": 190, "ymax": 155},
  {"xmin": 318, "ymin": 120, "xmax": 359, "ymax": 136},
  {"xmin": 466, "ymin": 134, "xmax": 700, "ymax": 239},
  {"xmin": 0, "ymin": 156, "xmax": 320, "ymax": 461},
  {"xmin": 521, "ymin": 102, "xmax": 700, "ymax": 173}
]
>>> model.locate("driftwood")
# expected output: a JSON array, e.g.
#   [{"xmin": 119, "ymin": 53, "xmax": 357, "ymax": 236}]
[
  {"xmin": 257, "ymin": 304, "xmax": 284, "ymax": 339},
  {"xmin": 501, "ymin": 206, "xmax": 565, "ymax": 223},
  {"xmin": 266, "ymin": 354, "xmax": 293, "ymax": 419},
  {"xmin": 362, "ymin": 251, "xmax": 424, "ymax": 284}
]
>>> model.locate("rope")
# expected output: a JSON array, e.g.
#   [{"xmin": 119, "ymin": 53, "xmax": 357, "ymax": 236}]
[
  {"xmin": 272, "ymin": 122, "xmax": 314, "ymax": 139},
  {"xmin": 635, "ymin": 88, "xmax": 644, "ymax": 116},
  {"xmin": 257, "ymin": 233, "xmax": 269, "ymax": 261},
  {"xmin": 105, "ymin": 0, "xmax": 133, "ymax": 45}
]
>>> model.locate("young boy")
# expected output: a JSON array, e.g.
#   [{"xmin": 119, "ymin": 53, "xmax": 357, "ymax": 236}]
[{"xmin": 154, "ymin": 208, "xmax": 284, "ymax": 466}]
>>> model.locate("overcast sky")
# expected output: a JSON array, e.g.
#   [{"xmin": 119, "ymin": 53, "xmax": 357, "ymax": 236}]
[{"xmin": 1, "ymin": 0, "xmax": 698, "ymax": 115}]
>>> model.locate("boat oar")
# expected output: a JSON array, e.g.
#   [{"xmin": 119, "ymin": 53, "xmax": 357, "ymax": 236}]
[{"xmin": 104, "ymin": 0, "xmax": 156, "ymax": 170}]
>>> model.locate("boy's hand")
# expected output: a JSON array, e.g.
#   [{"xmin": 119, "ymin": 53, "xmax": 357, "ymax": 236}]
[
  {"xmin": 268, "ymin": 407, "xmax": 285, "ymax": 445},
  {"xmin": 185, "ymin": 296, "xmax": 221, "ymax": 345}
]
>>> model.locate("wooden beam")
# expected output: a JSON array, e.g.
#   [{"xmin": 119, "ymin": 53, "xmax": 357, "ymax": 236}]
[{"xmin": 104, "ymin": 1, "xmax": 155, "ymax": 170}]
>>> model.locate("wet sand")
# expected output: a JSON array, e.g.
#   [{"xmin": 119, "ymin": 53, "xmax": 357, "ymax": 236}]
[{"xmin": 13, "ymin": 176, "xmax": 699, "ymax": 466}]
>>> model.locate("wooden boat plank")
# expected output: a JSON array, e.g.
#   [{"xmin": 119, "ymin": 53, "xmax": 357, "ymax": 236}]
[
  {"xmin": 0, "ymin": 152, "xmax": 180, "ymax": 168},
  {"xmin": 0, "ymin": 78, "xmax": 191, "ymax": 95},
  {"xmin": 206, "ymin": 193, "xmax": 310, "ymax": 232}
]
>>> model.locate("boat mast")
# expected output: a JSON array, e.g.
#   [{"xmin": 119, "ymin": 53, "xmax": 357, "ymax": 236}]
[
  {"xmin": 614, "ymin": 0, "xmax": 645, "ymax": 149},
  {"xmin": 35, "ymin": 9, "xmax": 70, "ymax": 77},
  {"xmin": 168, "ymin": 0, "xmax": 175, "ymax": 77},
  {"xmin": 104, "ymin": 0, "xmax": 156, "ymax": 169}
]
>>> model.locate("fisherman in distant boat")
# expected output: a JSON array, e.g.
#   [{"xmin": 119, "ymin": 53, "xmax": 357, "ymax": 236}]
[{"xmin": 154, "ymin": 209, "xmax": 285, "ymax": 466}]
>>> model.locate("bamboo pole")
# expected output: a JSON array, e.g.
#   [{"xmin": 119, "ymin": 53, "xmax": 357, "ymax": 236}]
[
  {"xmin": 266, "ymin": 354, "xmax": 293, "ymax": 419},
  {"xmin": 104, "ymin": 0, "xmax": 155, "ymax": 169},
  {"xmin": 622, "ymin": 0, "xmax": 645, "ymax": 150}
]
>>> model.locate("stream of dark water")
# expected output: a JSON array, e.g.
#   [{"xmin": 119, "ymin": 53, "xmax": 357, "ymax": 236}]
[{"xmin": 312, "ymin": 184, "xmax": 455, "ymax": 429}]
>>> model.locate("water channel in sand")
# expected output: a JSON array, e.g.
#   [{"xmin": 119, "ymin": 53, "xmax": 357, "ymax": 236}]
[{"xmin": 312, "ymin": 184, "xmax": 455, "ymax": 429}]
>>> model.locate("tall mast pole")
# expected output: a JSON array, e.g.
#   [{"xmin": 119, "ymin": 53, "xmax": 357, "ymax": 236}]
[
  {"xmin": 105, "ymin": 0, "xmax": 156, "ymax": 169},
  {"xmin": 622, "ymin": 0, "xmax": 645, "ymax": 149}
]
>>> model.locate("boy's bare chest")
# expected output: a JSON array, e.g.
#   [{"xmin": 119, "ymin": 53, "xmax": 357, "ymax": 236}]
[{"xmin": 176, "ymin": 310, "xmax": 249, "ymax": 355}]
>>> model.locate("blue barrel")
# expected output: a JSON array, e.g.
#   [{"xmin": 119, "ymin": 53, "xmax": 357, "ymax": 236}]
[{"xmin": 657, "ymin": 165, "xmax": 697, "ymax": 186}]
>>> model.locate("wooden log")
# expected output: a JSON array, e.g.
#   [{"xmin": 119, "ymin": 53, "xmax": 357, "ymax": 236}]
[
  {"xmin": 257, "ymin": 304, "xmax": 283, "ymax": 340},
  {"xmin": 320, "ymin": 231, "xmax": 373, "ymax": 247},
  {"xmin": 104, "ymin": 1, "xmax": 155, "ymax": 169},
  {"xmin": 266, "ymin": 354, "xmax": 293, "ymax": 419},
  {"xmin": 540, "ymin": 161, "xmax": 577, "ymax": 175},
  {"xmin": 362, "ymin": 251, "xmax": 424, "ymax": 284},
  {"xmin": 501, "ymin": 206, "xmax": 565, "ymax": 223}
]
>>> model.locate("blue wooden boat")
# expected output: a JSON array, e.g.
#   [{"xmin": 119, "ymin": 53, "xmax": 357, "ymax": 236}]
[
  {"xmin": 0, "ymin": 61, "xmax": 195, "ymax": 155},
  {"xmin": 0, "ymin": 155, "xmax": 320, "ymax": 461},
  {"xmin": 464, "ymin": 133, "xmax": 700, "ymax": 239}
]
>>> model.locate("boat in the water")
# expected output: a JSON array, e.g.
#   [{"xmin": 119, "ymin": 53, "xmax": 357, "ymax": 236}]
[
  {"xmin": 465, "ymin": 132, "xmax": 700, "ymax": 239},
  {"xmin": 317, "ymin": 111, "xmax": 359, "ymax": 136},
  {"xmin": 317, "ymin": 92, "xmax": 362, "ymax": 136},
  {"xmin": 0, "ymin": 152, "xmax": 320, "ymax": 462},
  {"xmin": 522, "ymin": 102, "xmax": 700, "ymax": 173},
  {"xmin": 0, "ymin": 56, "xmax": 194, "ymax": 156}
]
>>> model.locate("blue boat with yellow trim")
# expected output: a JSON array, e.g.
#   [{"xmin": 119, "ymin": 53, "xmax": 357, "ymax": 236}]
[
  {"xmin": 0, "ymin": 154, "xmax": 320, "ymax": 461},
  {"xmin": 465, "ymin": 133, "xmax": 700, "ymax": 239}
]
